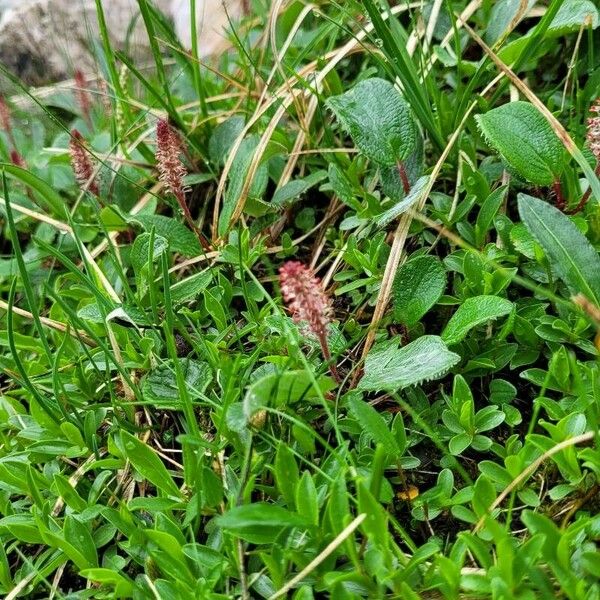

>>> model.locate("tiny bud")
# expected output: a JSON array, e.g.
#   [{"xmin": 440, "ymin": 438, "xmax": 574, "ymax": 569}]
[{"xmin": 249, "ymin": 409, "xmax": 267, "ymax": 429}]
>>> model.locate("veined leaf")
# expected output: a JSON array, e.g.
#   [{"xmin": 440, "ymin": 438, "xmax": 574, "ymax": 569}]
[
  {"xmin": 347, "ymin": 395, "xmax": 401, "ymax": 457},
  {"xmin": 476, "ymin": 101, "xmax": 568, "ymax": 185},
  {"xmin": 485, "ymin": 0, "xmax": 537, "ymax": 44},
  {"xmin": 442, "ymin": 295, "xmax": 514, "ymax": 345},
  {"xmin": 359, "ymin": 336, "xmax": 460, "ymax": 392},
  {"xmin": 549, "ymin": 0, "xmax": 598, "ymax": 34},
  {"xmin": 375, "ymin": 176, "xmax": 428, "ymax": 228},
  {"xmin": 131, "ymin": 233, "xmax": 168, "ymax": 273},
  {"xmin": 142, "ymin": 359, "xmax": 213, "ymax": 408},
  {"xmin": 209, "ymin": 115, "xmax": 245, "ymax": 166},
  {"xmin": 518, "ymin": 193, "xmax": 600, "ymax": 303},
  {"xmin": 271, "ymin": 170, "xmax": 328, "ymax": 208},
  {"xmin": 170, "ymin": 270, "xmax": 212, "ymax": 304},
  {"xmin": 498, "ymin": 0, "xmax": 598, "ymax": 62},
  {"xmin": 216, "ymin": 503, "xmax": 309, "ymax": 544},
  {"xmin": 393, "ymin": 255, "xmax": 446, "ymax": 326},
  {"xmin": 243, "ymin": 370, "xmax": 334, "ymax": 424},
  {"xmin": 327, "ymin": 78, "xmax": 416, "ymax": 167},
  {"xmin": 114, "ymin": 431, "xmax": 181, "ymax": 498},
  {"xmin": 128, "ymin": 213, "xmax": 202, "ymax": 256}
]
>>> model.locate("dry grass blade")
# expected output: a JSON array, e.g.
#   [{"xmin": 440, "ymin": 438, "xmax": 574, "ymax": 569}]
[
  {"xmin": 213, "ymin": 3, "xmax": 421, "ymax": 241},
  {"xmin": 0, "ymin": 299, "xmax": 96, "ymax": 346},
  {"xmin": 269, "ymin": 513, "xmax": 366, "ymax": 599},
  {"xmin": 473, "ymin": 431, "xmax": 595, "ymax": 533}
]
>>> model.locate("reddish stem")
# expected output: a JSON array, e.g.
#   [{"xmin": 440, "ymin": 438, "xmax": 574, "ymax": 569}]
[
  {"xmin": 397, "ymin": 161, "xmax": 411, "ymax": 195},
  {"xmin": 318, "ymin": 333, "xmax": 341, "ymax": 384},
  {"xmin": 567, "ymin": 162, "xmax": 600, "ymax": 215},
  {"xmin": 175, "ymin": 190, "xmax": 211, "ymax": 251},
  {"xmin": 552, "ymin": 180, "xmax": 565, "ymax": 211}
]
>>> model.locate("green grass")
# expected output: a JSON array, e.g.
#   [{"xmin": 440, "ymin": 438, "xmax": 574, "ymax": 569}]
[{"xmin": 0, "ymin": 1, "xmax": 600, "ymax": 598}]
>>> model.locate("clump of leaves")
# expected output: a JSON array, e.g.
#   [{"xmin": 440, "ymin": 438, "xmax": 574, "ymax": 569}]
[{"xmin": 1, "ymin": 1, "xmax": 600, "ymax": 599}]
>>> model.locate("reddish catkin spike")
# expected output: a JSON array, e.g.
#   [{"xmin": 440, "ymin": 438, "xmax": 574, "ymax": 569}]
[
  {"xmin": 587, "ymin": 100, "xmax": 600, "ymax": 162},
  {"xmin": 74, "ymin": 70, "xmax": 92, "ymax": 127},
  {"xmin": 279, "ymin": 261, "xmax": 340, "ymax": 383},
  {"xmin": 568, "ymin": 100, "xmax": 600, "ymax": 214},
  {"xmin": 69, "ymin": 129, "xmax": 99, "ymax": 195},
  {"xmin": 156, "ymin": 119, "xmax": 209, "ymax": 250},
  {"xmin": 9, "ymin": 150, "xmax": 26, "ymax": 168},
  {"xmin": 0, "ymin": 95, "xmax": 11, "ymax": 134},
  {"xmin": 156, "ymin": 119, "xmax": 188, "ymax": 203},
  {"xmin": 0, "ymin": 94, "xmax": 18, "ymax": 149}
]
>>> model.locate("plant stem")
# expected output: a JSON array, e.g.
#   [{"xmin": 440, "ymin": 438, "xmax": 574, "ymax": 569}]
[
  {"xmin": 397, "ymin": 161, "xmax": 411, "ymax": 195},
  {"xmin": 567, "ymin": 163, "xmax": 600, "ymax": 214},
  {"xmin": 175, "ymin": 190, "xmax": 211, "ymax": 251},
  {"xmin": 319, "ymin": 333, "xmax": 341, "ymax": 383},
  {"xmin": 552, "ymin": 180, "xmax": 565, "ymax": 211}
]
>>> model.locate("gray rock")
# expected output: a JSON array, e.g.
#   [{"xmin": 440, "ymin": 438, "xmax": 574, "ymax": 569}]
[
  {"xmin": 0, "ymin": 0, "xmax": 246, "ymax": 90},
  {"xmin": 0, "ymin": 0, "xmax": 24, "ymax": 14},
  {"xmin": 0, "ymin": 0, "xmax": 171, "ymax": 87}
]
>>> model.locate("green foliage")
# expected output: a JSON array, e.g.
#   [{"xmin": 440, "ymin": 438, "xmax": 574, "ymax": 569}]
[
  {"xmin": 327, "ymin": 78, "xmax": 416, "ymax": 167},
  {"xmin": 442, "ymin": 295, "xmax": 514, "ymax": 345},
  {"xmin": 129, "ymin": 213, "xmax": 203, "ymax": 256},
  {"xmin": 113, "ymin": 431, "xmax": 182, "ymax": 498},
  {"xmin": 518, "ymin": 193, "xmax": 600, "ymax": 303},
  {"xmin": 359, "ymin": 335, "xmax": 461, "ymax": 391},
  {"xmin": 1, "ymin": 1, "xmax": 600, "ymax": 598},
  {"xmin": 392, "ymin": 255, "xmax": 446, "ymax": 326},
  {"xmin": 497, "ymin": 0, "xmax": 599, "ymax": 62},
  {"xmin": 220, "ymin": 134, "xmax": 271, "ymax": 234},
  {"xmin": 476, "ymin": 101, "xmax": 568, "ymax": 185}
]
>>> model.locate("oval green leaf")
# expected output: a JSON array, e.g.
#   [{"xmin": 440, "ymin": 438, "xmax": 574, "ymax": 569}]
[
  {"xmin": 442, "ymin": 295, "xmax": 514, "ymax": 346},
  {"xmin": 114, "ymin": 431, "xmax": 181, "ymax": 498},
  {"xmin": 518, "ymin": 193, "xmax": 600, "ymax": 304},
  {"xmin": 347, "ymin": 395, "xmax": 401, "ymax": 457},
  {"xmin": 359, "ymin": 335, "xmax": 460, "ymax": 392},
  {"xmin": 216, "ymin": 503, "xmax": 308, "ymax": 544},
  {"xmin": 476, "ymin": 101, "xmax": 567, "ymax": 186},
  {"xmin": 393, "ymin": 255, "xmax": 446, "ymax": 326},
  {"xmin": 327, "ymin": 78, "xmax": 416, "ymax": 167}
]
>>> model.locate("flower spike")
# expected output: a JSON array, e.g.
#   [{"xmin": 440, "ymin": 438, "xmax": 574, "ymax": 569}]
[
  {"xmin": 279, "ymin": 261, "xmax": 340, "ymax": 382},
  {"xmin": 69, "ymin": 129, "xmax": 98, "ymax": 196}
]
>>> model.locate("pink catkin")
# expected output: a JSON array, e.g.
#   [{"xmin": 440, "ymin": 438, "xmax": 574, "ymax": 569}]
[
  {"xmin": 587, "ymin": 100, "xmax": 600, "ymax": 162},
  {"xmin": 156, "ymin": 119, "xmax": 188, "ymax": 204},
  {"xmin": 10, "ymin": 150, "xmax": 26, "ymax": 168},
  {"xmin": 155, "ymin": 119, "xmax": 211, "ymax": 250},
  {"xmin": 569, "ymin": 100, "xmax": 600, "ymax": 214},
  {"xmin": 0, "ymin": 95, "xmax": 11, "ymax": 134},
  {"xmin": 74, "ymin": 70, "xmax": 92, "ymax": 125},
  {"xmin": 69, "ymin": 129, "xmax": 99, "ymax": 195},
  {"xmin": 279, "ymin": 261, "xmax": 339, "ymax": 381}
]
